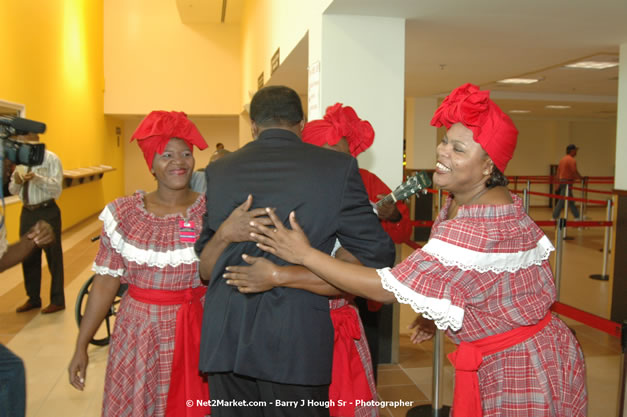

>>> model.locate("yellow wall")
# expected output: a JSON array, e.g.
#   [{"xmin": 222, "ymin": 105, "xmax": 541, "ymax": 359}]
[
  {"xmin": 0, "ymin": 0, "xmax": 124, "ymax": 242},
  {"xmin": 104, "ymin": 0, "xmax": 241, "ymax": 116}
]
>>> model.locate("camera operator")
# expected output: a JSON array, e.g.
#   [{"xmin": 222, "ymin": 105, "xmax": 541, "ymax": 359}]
[
  {"xmin": 0, "ymin": 217, "xmax": 54, "ymax": 417},
  {"xmin": 8, "ymin": 132, "xmax": 65, "ymax": 314}
]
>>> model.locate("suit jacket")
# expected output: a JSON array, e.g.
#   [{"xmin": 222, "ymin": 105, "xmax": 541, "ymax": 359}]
[{"xmin": 195, "ymin": 128, "xmax": 396, "ymax": 385}]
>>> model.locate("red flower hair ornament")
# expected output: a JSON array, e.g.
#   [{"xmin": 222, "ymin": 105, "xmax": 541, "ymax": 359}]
[
  {"xmin": 131, "ymin": 111, "xmax": 208, "ymax": 171},
  {"xmin": 302, "ymin": 103, "xmax": 375, "ymax": 157},
  {"xmin": 431, "ymin": 83, "xmax": 518, "ymax": 173}
]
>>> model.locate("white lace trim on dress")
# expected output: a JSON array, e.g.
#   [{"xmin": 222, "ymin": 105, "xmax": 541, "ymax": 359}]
[
  {"xmin": 422, "ymin": 235, "xmax": 554, "ymax": 273},
  {"xmin": 92, "ymin": 264, "xmax": 125, "ymax": 277},
  {"xmin": 378, "ymin": 268, "xmax": 464, "ymax": 331},
  {"xmin": 99, "ymin": 206, "xmax": 199, "ymax": 268}
]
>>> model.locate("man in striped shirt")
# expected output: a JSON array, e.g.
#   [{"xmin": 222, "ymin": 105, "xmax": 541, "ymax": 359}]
[{"xmin": 9, "ymin": 132, "xmax": 65, "ymax": 314}]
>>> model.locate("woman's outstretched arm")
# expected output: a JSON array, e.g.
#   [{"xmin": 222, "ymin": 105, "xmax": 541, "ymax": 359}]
[{"xmin": 250, "ymin": 208, "xmax": 396, "ymax": 303}]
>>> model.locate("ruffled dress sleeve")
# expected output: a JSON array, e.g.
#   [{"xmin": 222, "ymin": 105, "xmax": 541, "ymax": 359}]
[
  {"xmin": 378, "ymin": 194, "xmax": 554, "ymax": 332},
  {"xmin": 92, "ymin": 201, "xmax": 126, "ymax": 278}
]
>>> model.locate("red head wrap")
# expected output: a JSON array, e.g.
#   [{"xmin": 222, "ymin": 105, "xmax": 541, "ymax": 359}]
[
  {"xmin": 131, "ymin": 111, "xmax": 208, "ymax": 170},
  {"xmin": 431, "ymin": 83, "xmax": 518, "ymax": 173},
  {"xmin": 301, "ymin": 103, "xmax": 374, "ymax": 157}
]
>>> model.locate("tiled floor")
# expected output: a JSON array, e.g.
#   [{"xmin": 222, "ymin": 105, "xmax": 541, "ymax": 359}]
[{"xmin": 0, "ymin": 206, "xmax": 621, "ymax": 417}]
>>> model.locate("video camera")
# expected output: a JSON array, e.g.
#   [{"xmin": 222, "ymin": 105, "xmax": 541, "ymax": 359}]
[{"xmin": 0, "ymin": 116, "xmax": 46, "ymax": 166}]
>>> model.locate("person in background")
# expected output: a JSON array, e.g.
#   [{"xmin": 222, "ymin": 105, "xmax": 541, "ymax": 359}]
[
  {"xmin": 301, "ymin": 103, "xmax": 412, "ymax": 380},
  {"xmin": 0, "ymin": 217, "xmax": 54, "ymax": 417},
  {"xmin": 9, "ymin": 132, "xmax": 65, "ymax": 314},
  {"xmin": 68, "ymin": 111, "xmax": 211, "ymax": 417},
  {"xmin": 190, "ymin": 169, "xmax": 207, "ymax": 193},
  {"xmin": 209, "ymin": 143, "xmax": 230, "ymax": 164},
  {"xmin": 195, "ymin": 85, "xmax": 395, "ymax": 417},
  {"xmin": 552, "ymin": 144, "xmax": 583, "ymax": 220},
  {"xmin": 249, "ymin": 83, "xmax": 587, "ymax": 417}
]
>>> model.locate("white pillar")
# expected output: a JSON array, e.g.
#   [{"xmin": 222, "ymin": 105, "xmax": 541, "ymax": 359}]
[
  {"xmin": 308, "ymin": 14, "xmax": 405, "ymax": 188},
  {"xmin": 405, "ymin": 97, "xmax": 438, "ymax": 170},
  {"xmin": 616, "ymin": 43, "xmax": 627, "ymax": 191}
]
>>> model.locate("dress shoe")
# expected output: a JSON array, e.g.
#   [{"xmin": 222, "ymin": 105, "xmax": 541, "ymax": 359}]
[
  {"xmin": 41, "ymin": 304, "xmax": 65, "ymax": 314},
  {"xmin": 16, "ymin": 300, "xmax": 42, "ymax": 313}
]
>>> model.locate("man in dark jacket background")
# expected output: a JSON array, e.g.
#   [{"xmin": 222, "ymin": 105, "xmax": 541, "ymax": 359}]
[{"xmin": 195, "ymin": 85, "xmax": 395, "ymax": 417}]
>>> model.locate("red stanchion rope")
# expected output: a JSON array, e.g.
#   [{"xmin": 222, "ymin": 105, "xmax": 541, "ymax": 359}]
[
  {"xmin": 502, "ymin": 175, "xmax": 615, "ymax": 181},
  {"xmin": 526, "ymin": 190, "xmax": 609, "ymax": 205},
  {"xmin": 570, "ymin": 186, "xmax": 615, "ymax": 195},
  {"xmin": 564, "ymin": 220, "xmax": 613, "ymax": 227},
  {"xmin": 403, "ymin": 240, "xmax": 422, "ymax": 250},
  {"xmin": 421, "ymin": 187, "xmax": 610, "ymax": 206},
  {"xmin": 551, "ymin": 302, "xmax": 621, "ymax": 338},
  {"xmin": 534, "ymin": 220, "xmax": 556, "ymax": 227},
  {"xmin": 410, "ymin": 220, "xmax": 435, "ymax": 227}
]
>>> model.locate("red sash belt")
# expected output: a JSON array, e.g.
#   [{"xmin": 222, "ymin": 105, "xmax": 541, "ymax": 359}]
[
  {"xmin": 447, "ymin": 312, "xmax": 552, "ymax": 417},
  {"xmin": 127, "ymin": 285, "xmax": 209, "ymax": 417},
  {"xmin": 329, "ymin": 305, "xmax": 373, "ymax": 417}
]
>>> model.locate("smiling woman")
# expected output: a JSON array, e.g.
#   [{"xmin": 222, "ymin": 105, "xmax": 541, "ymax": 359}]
[{"xmin": 68, "ymin": 111, "xmax": 211, "ymax": 417}]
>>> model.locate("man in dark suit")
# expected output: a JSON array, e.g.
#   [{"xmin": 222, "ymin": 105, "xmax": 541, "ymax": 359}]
[{"xmin": 195, "ymin": 85, "xmax": 395, "ymax": 417}]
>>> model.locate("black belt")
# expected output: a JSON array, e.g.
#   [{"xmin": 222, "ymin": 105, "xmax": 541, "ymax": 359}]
[{"xmin": 23, "ymin": 199, "xmax": 55, "ymax": 211}]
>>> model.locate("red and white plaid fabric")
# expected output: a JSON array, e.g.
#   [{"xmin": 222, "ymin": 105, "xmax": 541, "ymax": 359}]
[
  {"xmin": 93, "ymin": 192, "xmax": 207, "ymax": 417},
  {"xmin": 380, "ymin": 194, "xmax": 587, "ymax": 416},
  {"xmin": 329, "ymin": 296, "xmax": 378, "ymax": 417}
]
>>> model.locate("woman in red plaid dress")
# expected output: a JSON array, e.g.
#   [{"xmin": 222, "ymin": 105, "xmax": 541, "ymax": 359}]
[
  {"xmin": 247, "ymin": 84, "xmax": 587, "ymax": 417},
  {"xmin": 68, "ymin": 111, "xmax": 211, "ymax": 417}
]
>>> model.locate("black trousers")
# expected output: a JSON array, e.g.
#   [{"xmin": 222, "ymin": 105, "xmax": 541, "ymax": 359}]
[
  {"xmin": 208, "ymin": 373, "xmax": 330, "ymax": 417},
  {"xmin": 19, "ymin": 202, "xmax": 65, "ymax": 306}
]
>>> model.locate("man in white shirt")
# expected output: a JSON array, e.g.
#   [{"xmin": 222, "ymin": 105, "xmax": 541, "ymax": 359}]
[{"xmin": 9, "ymin": 133, "xmax": 65, "ymax": 314}]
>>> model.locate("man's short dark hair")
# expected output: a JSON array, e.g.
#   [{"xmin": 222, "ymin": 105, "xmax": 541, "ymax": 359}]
[{"xmin": 250, "ymin": 86, "xmax": 304, "ymax": 128}]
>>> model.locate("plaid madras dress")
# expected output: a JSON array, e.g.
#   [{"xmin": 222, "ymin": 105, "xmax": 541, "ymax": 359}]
[
  {"xmin": 92, "ymin": 191, "xmax": 207, "ymax": 417},
  {"xmin": 378, "ymin": 194, "xmax": 587, "ymax": 417}
]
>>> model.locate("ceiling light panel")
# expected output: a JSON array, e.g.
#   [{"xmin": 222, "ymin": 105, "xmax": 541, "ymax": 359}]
[
  {"xmin": 497, "ymin": 78, "xmax": 540, "ymax": 84},
  {"xmin": 545, "ymin": 105, "xmax": 571, "ymax": 109},
  {"xmin": 564, "ymin": 61, "xmax": 619, "ymax": 70}
]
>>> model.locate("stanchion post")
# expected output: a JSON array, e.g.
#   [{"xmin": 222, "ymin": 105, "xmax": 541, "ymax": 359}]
[
  {"xmin": 438, "ymin": 189, "xmax": 443, "ymax": 213},
  {"xmin": 590, "ymin": 199, "xmax": 612, "ymax": 281},
  {"xmin": 554, "ymin": 218, "xmax": 565, "ymax": 301},
  {"xmin": 562, "ymin": 184, "xmax": 569, "ymax": 240},
  {"xmin": 603, "ymin": 200, "xmax": 612, "ymax": 276},
  {"xmin": 406, "ymin": 329, "xmax": 451, "ymax": 417},
  {"xmin": 432, "ymin": 330, "xmax": 445, "ymax": 411},
  {"xmin": 617, "ymin": 320, "xmax": 626, "ymax": 417},
  {"xmin": 523, "ymin": 189, "xmax": 529, "ymax": 214}
]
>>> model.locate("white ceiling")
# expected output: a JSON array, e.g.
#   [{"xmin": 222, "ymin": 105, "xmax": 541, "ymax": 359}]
[{"xmin": 324, "ymin": 0, "xmax": 627, "ymax": 119}]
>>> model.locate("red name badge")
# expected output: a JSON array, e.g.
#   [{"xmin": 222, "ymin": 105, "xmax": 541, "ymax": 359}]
[{"xmin": 179, "ymin": 220, "xmax": 196, "ymax": 243}]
